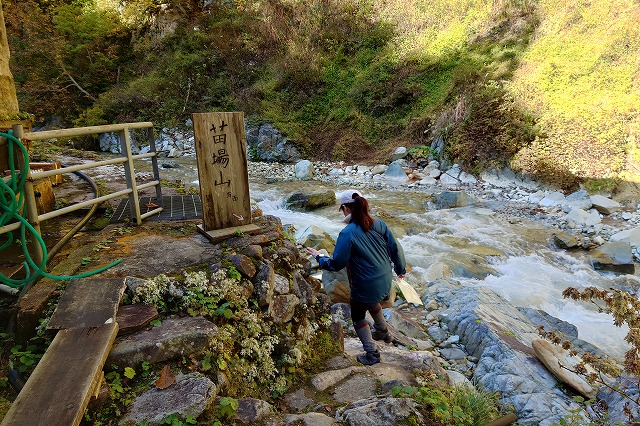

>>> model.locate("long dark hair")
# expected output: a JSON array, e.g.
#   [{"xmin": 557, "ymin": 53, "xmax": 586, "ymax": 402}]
[{"xmin": 347, "ymin": 194, "xmax": 374, "ymax": 232}]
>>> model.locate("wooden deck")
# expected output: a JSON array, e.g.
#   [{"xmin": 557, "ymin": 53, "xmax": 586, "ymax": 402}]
[{"xmin": 1, "ymin": 278, "xmax": 125, "ymax": 426}]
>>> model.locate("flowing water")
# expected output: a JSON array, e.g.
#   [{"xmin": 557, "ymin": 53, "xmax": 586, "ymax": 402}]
[
  {"xmin": 250, "ymin": 180, "xmax": 630, "ymax": 361},
  {"xmin": 136, "ymin": 158, "xmax": 631, "ymax": 360}
]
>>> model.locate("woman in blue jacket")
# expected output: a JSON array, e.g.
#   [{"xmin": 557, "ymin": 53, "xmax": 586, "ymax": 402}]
[{"xmin": 307, "ymin": 190, "xmax": 406, "ymax": 365}]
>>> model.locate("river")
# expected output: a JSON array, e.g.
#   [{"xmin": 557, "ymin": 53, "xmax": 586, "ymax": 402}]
[{"xmin": 124, "ymin": 156, "xmax": 632, "ymax": 360}]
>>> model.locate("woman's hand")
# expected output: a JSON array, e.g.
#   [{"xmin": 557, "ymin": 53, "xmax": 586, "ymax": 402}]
[
  {"xmin": 397, "ymin": 274, "xmax": 405, "ymax": 279},
  {"xmin": 306, "ymin": 247, "xmax": 320, "ymax": 257}
]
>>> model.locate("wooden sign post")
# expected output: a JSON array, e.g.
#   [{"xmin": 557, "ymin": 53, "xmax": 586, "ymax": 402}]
[{"xmin": 193, "ymin": 112, "xmax": 259, "ymax": 243}]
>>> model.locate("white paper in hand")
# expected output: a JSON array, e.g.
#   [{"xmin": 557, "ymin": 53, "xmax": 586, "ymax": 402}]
[{"xmin": 395, "ymin": 278, "xmax": 423, "ymax": 306}]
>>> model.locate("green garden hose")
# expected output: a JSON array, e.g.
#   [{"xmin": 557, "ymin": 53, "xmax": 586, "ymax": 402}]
[{"xmin": 0, "ymin": 130, "xmax": 121, "ymax": 290}]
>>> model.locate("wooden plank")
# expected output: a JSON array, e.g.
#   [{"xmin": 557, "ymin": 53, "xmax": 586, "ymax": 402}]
[
  {"xmin": 0, "ymin": 323, "xmax": 118, "ymax": 426},
  {"xmin": 47, "ymin": 278, "xmax": 125, "ymax": 330},
  {"xmin": 193, "ymin": 112, "xmax": 252, "ymax": 231},
  {"xmin": 197, "ymin": 223, "xmax": 261, "ymax": 244}
]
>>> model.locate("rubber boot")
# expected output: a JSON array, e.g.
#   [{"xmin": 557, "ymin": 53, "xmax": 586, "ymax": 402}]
[
  {"xmin": 370, "ymin": 305, "xmax": 392, "ymax": 343},
  {"xmin": 354, "ymin": 320, "xmax": 380, "ymax": 365}
]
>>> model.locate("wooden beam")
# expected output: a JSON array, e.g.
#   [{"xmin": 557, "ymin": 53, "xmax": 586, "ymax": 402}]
[
  {"xmin": 1, "ymin": 323, "xmax": 119, "ymax": 426},
  {"xmin": 48, "ymin": 278, "xmax": 125, "ymax": 330}
]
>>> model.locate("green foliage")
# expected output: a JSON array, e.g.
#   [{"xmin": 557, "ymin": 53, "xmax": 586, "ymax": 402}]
[
  {"xmin": 582, "ymin": 178, "xmax": 621, "ymax": 195},
  {"xmin": 408, "ymin": 145, "xmax": 438, "ymax": 161},
  {"xmin": 159, "ymin": 413, "xmax": 197, "ymax": 425},
  {"xmin": 392, "ymin": 384, "xmax": 503, "ymax": 426},
  {"xmin": 216, "ymin": 397, "xmax": 239, "ymax": 419}
]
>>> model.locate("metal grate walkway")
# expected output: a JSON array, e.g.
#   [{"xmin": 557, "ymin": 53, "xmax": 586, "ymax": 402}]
[{"xmin": 110, "ymin": 195, "xmax": 203, "ymax": 223}]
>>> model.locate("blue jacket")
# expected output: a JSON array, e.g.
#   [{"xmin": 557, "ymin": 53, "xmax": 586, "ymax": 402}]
[{"xmin": 318, "ymin": 218, "xmax": 406, "ymax": 304}]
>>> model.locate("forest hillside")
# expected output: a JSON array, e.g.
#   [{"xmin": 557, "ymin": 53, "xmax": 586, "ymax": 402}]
[{"xmin": 4, "ymin": 0, "xmax": 640, "ymax": 189}]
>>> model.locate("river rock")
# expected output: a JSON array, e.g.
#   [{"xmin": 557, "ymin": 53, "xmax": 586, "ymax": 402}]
[
  {"xmin": 479, "ymin": 168, "xmax": 517, "ymax": 188},
  {"xmin": 562, "ymin": 190, "xmax": 592, "ymax": 212},
  {"xmin": 224, "ymin": 253, "xmax": 256, "ymax": 279},
  {"xmin": 539, "ymin": 191, "xmax": 566, "ymax": 208},
  {"xmin": 119, "ymin": 374, "xmax": 215, "ymax": 426},
  {"xmin": 371, "ymin": 164, "xmax": 387, "ymax": 175},
  {"xmin": 322, "ymin": 268, "xmax": 351, "ymax": 304},
  {"xmin": 336, "ymin": 397, "xmax": 425, "ymax": 425},
  {"xmin": 116, "ymin": 304, "xmax": 159, "ymax": 336},
  {"xmin": 286, "ymin": 190, "xmax": 336, "ymax": 210},
  {"xmin": 107, "ymin": 316, "xmax": 218, "ymax": 368},
  {"xmin": 590, "ymin": 241, "xmax": 635, "ymax": 274},
  {"xmin": 390, "ymin": 147, "xmax": 407, "ymax": 161},
  {"xmin": 431, "ymin": 191, "xmax": 477, "ymax": 209},
  {"xmin": 428, "ymin": 279, "xmax": 581, "ymax": 424},
  {"xmin": 553, "ymin": 232, "xmax": 581, "ymax": 249},
  {"xmin": 234, "ymin": 398, "xmax": 274, "ymax": 424},
  {"xmin": 532, "ymin": 339, "xmax": 596, "ymax": 399},
  {"xmin": 590, "ymin": 194, "xmax": 622, "ymax": 215},
  {"xmin": 384, "ymin": 309, "xmax": 430, "ymax": 341},
  {"xmin": 383, "ymin": 163, "xmax": 406, "ymax": 179},
  {"xmin": 609, "ymin": 228, "xmax": 640, "ymax": 247},
  {"xmin": 332, "ymin": 373, "xmax": 378, "ymax": 404},
  {"xmin": 252, "ymin": 261, "xmax": 275, "ymax": 307},
  {"xmin": 291, "ymin": 270, "xmax": 314, "ymax": 305},
  {"xmin": 268, "ymin": 294, "xmax": 300, "ymax": 324},
  {"xmin": 283, "ymin": 413, "xmax": 338, "ymax": 425},
  {"xmin": 565, "ymin": 208, "xmax": 601, "ymax": 227},
  {"xmin": 298, "ymin": 225, "xmax": 336, "ymax": 253},
  {"xmin": 517, "ymin": 308, "xmax": 578, "ymax": 339},
  {"xmin": 295, "ymin": 160, "xmax": 314, "ymax": 180}
]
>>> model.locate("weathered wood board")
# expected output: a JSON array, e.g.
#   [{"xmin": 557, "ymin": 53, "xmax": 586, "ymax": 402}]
[
  {"xmin": 0, "ymin": 323, "xmax": 118, "ymax": 426},
  {"xmin": 193, "ymin": 112, "xmax": 252, "ymax": 232},
  {"xmin": 197, "ymin": 223, "xmax": 261, "ymax": 244},
  {"xmin": 47, "ymin": 278, "xmax": 125, "ymax": 330}
]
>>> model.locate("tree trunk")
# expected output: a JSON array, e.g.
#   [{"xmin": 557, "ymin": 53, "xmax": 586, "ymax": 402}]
[{"xmin": 0, "ymin": 0, "xmax": 19, "ymax": 118}]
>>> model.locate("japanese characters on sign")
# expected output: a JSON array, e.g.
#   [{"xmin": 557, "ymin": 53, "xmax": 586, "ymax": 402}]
[{"xmin": 193, "ymin": 112, "xmax": 251, "ymax": 231}]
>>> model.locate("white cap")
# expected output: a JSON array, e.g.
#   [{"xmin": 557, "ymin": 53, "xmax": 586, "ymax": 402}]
[{"xmin": 338, "ymin": 190, "xmax": 362, "ymax": 206}]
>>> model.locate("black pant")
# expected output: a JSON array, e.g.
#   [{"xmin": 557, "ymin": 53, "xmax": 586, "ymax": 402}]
[{"xmin": 351, "ymin": 299, "xmax": 382, "ymax": 324}]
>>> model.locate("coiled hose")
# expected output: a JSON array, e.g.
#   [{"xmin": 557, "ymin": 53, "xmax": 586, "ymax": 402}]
[{"xmin": 0, "ymin": 130, "xmax": 121, "ymax": 292}]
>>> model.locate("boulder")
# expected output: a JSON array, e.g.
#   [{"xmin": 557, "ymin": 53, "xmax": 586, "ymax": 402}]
[
  {"xmin": 590, "ymin": 194, "xmax": 622, "ymax": 215},
  {"xmin": 273, "ymin": 273, "xmax": 290, "ymax": 295},
  {"xmin": 431, "ymin": 191, "xmax": 477, "ymax": 209},
  {"xmin": 553, "ymin": 232, "xmax": 580, "ymax": 249},
  {"xmin": 539, "ymin": 191, "xmax": 566, "ymax": 208},
  {"xmin": 390, "ymin": 147, "xmax": 408, "ymax": 161},
  {"xmin": 298, "ymin": 225, "xmax": 336, "ymax": 253},
  {"xmin": 383, "ymin": 163, "xmax": 406, "ymax": 179},
  {"xmin": 107, "ymin": 316, "xmax": 218, "ymax": 368},
  {"xmin": 562, "ymin": 190, "xmax": 592, "ymax": 212},
  {"xmin": 322, "ymin": 269, "xmax": 351, "ymax": 303},
  {"xmin": 609, "ymin": 228, "xmax": 640, "ymax": 247},
  {"xmin": 336, "ymin": 397, "xmax": 426, "ymax": 425},
  {"xmin": 591, "ymin": 241, "xmax": 635, "ymax": 274},
  {"xmin": 427, "ymin": 279, "xmax": 582, "ymax": 424},
  {"xmin": 286, "ymin": 190, "xmax": 336, "ymax": 210},
  {"xmin": 246, "ymin": 123, "xmax": 301, "ymax": 163},
  {"xmin": 565, "ymin": 209, "xmax": 600, "ymax": 227},
  {"xmin": 532, "ymin": 339, "xmax": 596, "ymax": 399},
  {"xmin": 295, "ymin": 160, "xmax": 314, "ymax": 180},
  {"xmin": 119, "ymin": 374, "xmax": 215, "ymax": 426},
  {"xmin": 234, "ymin": 398, "xmax": 274, "ymax": 424}
]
